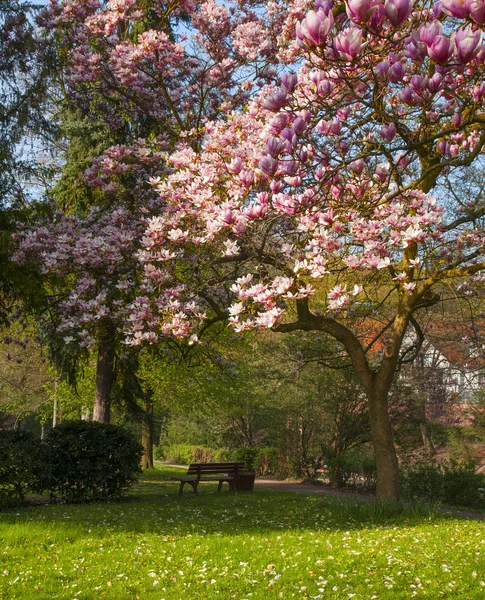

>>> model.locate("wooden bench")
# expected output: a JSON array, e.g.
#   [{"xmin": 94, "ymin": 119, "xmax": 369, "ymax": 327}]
[{"xmin": 170, "ymin": 462, "xmax": 245, "ymax": 495}]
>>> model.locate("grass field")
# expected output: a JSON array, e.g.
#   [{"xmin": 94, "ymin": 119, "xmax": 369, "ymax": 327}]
[{"xmin": 1, "ymin": 466, "xmax": 484, "ymax": 599}]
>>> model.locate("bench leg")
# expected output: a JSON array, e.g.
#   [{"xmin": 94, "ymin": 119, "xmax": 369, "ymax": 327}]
[
  {"xmin": 178, "ymin": 481, "xmax": 198, "ymax": 495},
  {"xmin": 217, "ymin": 480, "xmax": 236, "ymax": 493}
]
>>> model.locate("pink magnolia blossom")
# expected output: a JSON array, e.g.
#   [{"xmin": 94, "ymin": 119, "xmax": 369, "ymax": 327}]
[
  {"xmin": 454, "ymin": 25, "xmax": 483, "ymax": 63},
  {"xmin": 426, "ymin": 33, "xmax": 454, "ymax": 63},
  {"xmin": 346, "ymin": 0, "xmax": 381, "ymax": 23},
  {"xmin": 440, "ymin": 0, "xmax": 470, "ymax": 18},
  {"xmin": 334, "ymin": 27, "xmax": 363, "ymax": 60},
  {"xmin": 296, "ymin": 9, "xmax": 334, "ymax": 48},
  {"xmin": 468, "ymin": 0, "xmax": 485, "ymax": 23},
  {"xmin": 384, "ymin": 0, "xmax": 413, "ymax": 25}
]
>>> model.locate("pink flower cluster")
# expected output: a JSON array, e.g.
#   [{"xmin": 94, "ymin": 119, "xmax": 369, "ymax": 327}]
[
  {"xmin": 13, "ymin": 208, "xmax": 141, "ymax": 348},
  {"xmin": 131, "ymin": 0, "xmax": 485, "ymax": 343}
]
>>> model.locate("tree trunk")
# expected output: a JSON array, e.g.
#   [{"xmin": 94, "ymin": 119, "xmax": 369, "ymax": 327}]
[
  {"xmin": 52, "ymin": 395, "xmax": 58, "ymax": 427},
  {"xmin": 141, "ymin": 402, "xmax": 154, "ymax": 470},
  {"xmin": 92, "ymin": 321, "xmax": 116, "ymax": 423},
  {"xmin": 420, "ymin": 422, "xmax": 435, "ymax": 456},
  {"xmin": 368, "ymin": 388, "xmax": 400, "ymax": 500}
]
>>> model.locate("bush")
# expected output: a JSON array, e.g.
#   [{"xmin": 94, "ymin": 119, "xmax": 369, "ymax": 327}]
[
  {"xmin": 319, "ymin": 451, "xmax": 376, "ymax": 491},
  {"xmin": 213, "ymin": 447, "xmax": 234, "ymax": 462},
  {"xmin": 254, "ymin": 448, "xmax": 279, "ymax": 476},
  {"xmin": 153, "ymin": 445, "xmax": 165, "ymax": 461},
  {"xmin": 360, "ymin": 456, "xmax": 377, "ymax": 492},
  {"xmin": 193, "ymin": 446, "xmax": 216, "ymax": 462},
  {"xmin": 45, "ymin": 421, "xmax": 142, "ymax": 502},
  {"xmin": 235, "ymin": 447, "xmax": 259, "ymax": 472},
  {"xmin": 324, "ymin": 452, "xmax": 363, "ymax": 487},
  {"xmin": 401, "ymin": 460, "xmax": 485, "ymax": 509},
  {"xmin": 0, "ymin": 430, "xmax": 49, "ymax": 507},
  {"xmin": 161, "ymin": 444, "xmax": 216, "ymax": 465}
]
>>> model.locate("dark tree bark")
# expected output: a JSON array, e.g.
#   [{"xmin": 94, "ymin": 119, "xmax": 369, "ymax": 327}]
[
  {"xmin": 141, "ymin": 401, "xmax": 154, "ymax": 470},
  {"xmin": 92, "ymin": 320, "xmax": 116, "ymax": 423},
  {"xmin": 367, "ymin": 387, "xmax": 400, "ymax": 500}
]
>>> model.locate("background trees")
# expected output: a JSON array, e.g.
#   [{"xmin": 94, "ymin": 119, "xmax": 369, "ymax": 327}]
[{"xmin": 13, "ymin": 0, "xmax": 280, "ymax": 428}]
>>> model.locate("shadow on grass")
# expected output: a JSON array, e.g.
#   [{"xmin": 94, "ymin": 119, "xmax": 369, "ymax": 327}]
[{"xmin": 0, "ymin": 474, "xmax": 448, "ymax": 543}]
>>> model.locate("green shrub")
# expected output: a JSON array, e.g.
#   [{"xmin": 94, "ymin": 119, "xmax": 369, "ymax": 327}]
[
  {"xmin": 254, "ymin": 448, "xmax": 279, "ymax": 476},
  {"xmin": 360, "ymin": 456, "xmax": 377, "ymax": 492},
  {"xmin": 161, "ymin": 444, "xmax": 219, "ymax": 465},
  {"xmin": 153, "ymin": 445, "xmax": 165, "ymax": 461},
  {"xmin": 193, "ymin": 446, "xmax": 216, "ymax": 462},
  {"xmin": 45, "ymin": 421, "xmax": 142, "ymax": 502},
  {"xmin": 0, "ymin": 430, "xmax": 49, "ymax": 507},
  {"xmin": 441, "ymin": 462, "xmax": 485, "ymax": 508},
  {"xmin": 320, "ymin": 451, "xmax": 376, "ymax": 491},
  {"xmin": 325, "ymin": 452, "xmax": 363, "ymax": 487},
  {"xmin": 235, "ymin": 447, "xmax": 259, "ymax": 472},
  {"xmin": 213, "ymin": 447, "xmax": 234, "ymax": 462},
  {"xmin": 401, "ymin": 460, "xmax": 485, "ymax": 509},
  {"xmin": 158, "ymin": 444, "xmax": 193, "ymax": 465}
]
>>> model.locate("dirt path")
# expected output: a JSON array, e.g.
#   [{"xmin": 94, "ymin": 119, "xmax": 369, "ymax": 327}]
[{"xmin": 256, "ymin": 479, "xmax": 374, "ymax": 501}]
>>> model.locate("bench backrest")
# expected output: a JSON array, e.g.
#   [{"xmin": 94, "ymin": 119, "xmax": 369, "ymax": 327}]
[{"xmin": 186, "ymin": 462, "xmax": 245, "ymax": 478}]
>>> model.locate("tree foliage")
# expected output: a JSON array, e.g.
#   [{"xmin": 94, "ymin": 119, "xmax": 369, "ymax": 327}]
[{"xmin": 129, "ymin": 0, "xmax": 485, "ymax": 499}]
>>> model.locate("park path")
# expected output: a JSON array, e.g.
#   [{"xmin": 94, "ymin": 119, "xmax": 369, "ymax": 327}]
[{"xmin": 255, "ymin": 478, "xmax": 373, "ymax": 500}]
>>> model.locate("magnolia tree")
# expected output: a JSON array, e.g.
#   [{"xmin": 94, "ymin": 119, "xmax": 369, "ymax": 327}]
[
  {"xmin": 13, "ymin": 0, "xmax": 279, "ymax": 423},
  {"xmin": 131, "ymin": 0, "xmax": 485, "ymax": 498}
]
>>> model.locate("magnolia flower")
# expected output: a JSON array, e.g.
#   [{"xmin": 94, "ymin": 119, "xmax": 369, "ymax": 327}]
[
  {"xmin": 334, "ymin": 27, "xmax": 363, "ymax": 60},
  {"xmin": 296, "ymin": 9, "xmax": 334, "ymax": 48},
  {"xmin": 260, "ymin": 155, "xmax": 279, "ymax": 175},
  {"xmin": 167, "ymin": 228, "xmax": 187, "ymax": 242},
  {"xmin": 272, "ymin": 276, "xmax": 294, "ymax": 294},
  {"xmin": 348, "ymin": 158, "xmax": 365, "ymax": 173},
  {"xmin": 454, "ymin": 25, "xmax": 483, "ymax": 63},
  {"xmin": 223, "ymin": 240, "xmax": 239, "ymax": 256},
  {"xmin": 377, "ymin": 257, "xmax": 391, "ymax": 269},
  {"xmin": 346, "ymin": 0, "xmax": 379, "ymax": 23},
  {"xmin": 427, "ymin": 34, "xmax": 453, "ymax": 64},
  {"xmin": 328, "ymin": 284, "xmax": 347, "ymax": 299},
  {"xmin": 328, "ymin": 295, "xmax": 351, "ymax": 311},
  {"xmin": 262, "ymin": 87, "xmax": 287, "ymax": 111},
  {"xmin": 281, "ymin": 73, "xmax": 298, "ymax": 92},
  {"xmin": 440, "ymin": 0, "xmax": 470, "ymax": 18},
  {"xmin": 384, "ymin": 0, "xmax": 413, "ymax": 25},
  {"xmin": 375, "ymin": 162, "xmax": 390, "ymax": 181},
  {"xmin": 227, "ymin": 156, "xmax": 243, "ymax": 174},
  {"xmin": 380, "ymin": 123, "xmax": 396, "ymax": 142},
  {"xmin": 255, "ymin": 307, "xmax": 284, "ymax": 328},
  {"xmin": 468, "ymin": 0, "xmax": 485, "ymax": 23}
]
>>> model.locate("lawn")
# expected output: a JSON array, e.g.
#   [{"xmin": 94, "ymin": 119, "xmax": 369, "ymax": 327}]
[{"xmin": 0, "ymin": 466, "xmax": 484, "ymax": 599}]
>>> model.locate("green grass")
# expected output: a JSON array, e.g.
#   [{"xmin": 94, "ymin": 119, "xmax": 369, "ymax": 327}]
[{"xmin": 1, "ymin": 467, "xmax": 484, "ymax": 599}]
